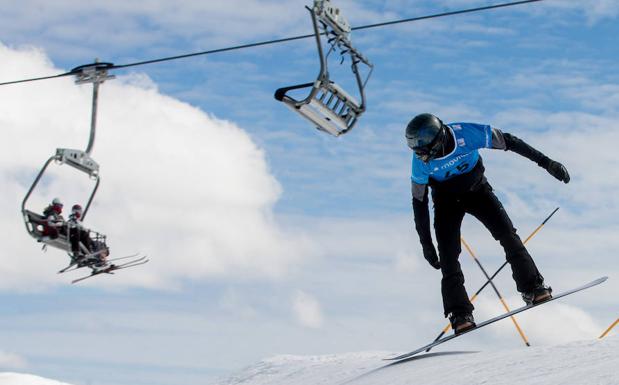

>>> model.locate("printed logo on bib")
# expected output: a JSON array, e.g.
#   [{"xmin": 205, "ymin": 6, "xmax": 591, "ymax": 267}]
[{"xmin": 428, "ymin": 153, "xmax": 474, "ymax": 180}]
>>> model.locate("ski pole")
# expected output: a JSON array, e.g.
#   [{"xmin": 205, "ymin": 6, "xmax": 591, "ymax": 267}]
[
  {"xmin": 426, "ymin": 207, "xmax": 559, "ymax": 351},
  {"xmin": 599, "ymin": 318, "xmax": 619, "ymax": 339},
  {"xmin": 460, "ymin": 237, "xmax": 530, "ymax": 347}
]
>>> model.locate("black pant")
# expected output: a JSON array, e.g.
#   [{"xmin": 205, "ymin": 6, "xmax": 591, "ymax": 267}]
[
  {"xmin": 69, "ymin": 226, "xmax": 92, "ymax": 255},
  {"xmin": 433, "ymin": 182, "xmax": 543, "ymax": 317}
]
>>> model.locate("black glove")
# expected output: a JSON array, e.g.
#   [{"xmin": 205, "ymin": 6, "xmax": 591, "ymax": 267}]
[
  {"xmin": 422, "ymin": 243, "xmax": 441, "ymax": 270},
  {"xmin": 545, "ymin": 159, "xmax": 570, "ymax": 183}
]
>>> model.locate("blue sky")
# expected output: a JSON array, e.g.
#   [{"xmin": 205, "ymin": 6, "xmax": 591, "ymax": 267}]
[{"xmin": 0, "ymin": 1, "xmax": 618, "ymax": 385}]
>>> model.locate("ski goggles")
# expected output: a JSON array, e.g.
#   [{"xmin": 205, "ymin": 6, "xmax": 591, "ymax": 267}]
[{"xmin": 411, "ymin": 134, "xmax": 443, "ymax": 163}]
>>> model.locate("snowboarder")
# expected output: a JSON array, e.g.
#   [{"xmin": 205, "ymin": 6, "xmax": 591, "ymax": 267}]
[
  {"xmin": 42, "ymin": 198, "xmax": 66, "ymax": 239},
  {"xmin": 406, "ymin": 113, "xmax": 570, "ymax": 334}
]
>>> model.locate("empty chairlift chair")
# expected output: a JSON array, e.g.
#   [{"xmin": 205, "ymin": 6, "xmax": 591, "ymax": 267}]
[{"xmin": 275, "ymin": 0, "xmax": 374, "ymax": 136}]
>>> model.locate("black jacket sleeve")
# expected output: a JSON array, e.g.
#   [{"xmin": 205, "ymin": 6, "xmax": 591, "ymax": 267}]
[
  {"xmin": 411, "ymin": 182, "xmax": 433, "ymax": 246},
  {"xmin": 493, "ymin": 128, "xmax": 550, "ymax": 168}
]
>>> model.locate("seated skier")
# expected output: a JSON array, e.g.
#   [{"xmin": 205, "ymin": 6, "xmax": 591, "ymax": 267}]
[
  {"xmin": 68, "ymin": 204, "xmax": 110, "ymax": 266},
  {"xmin": 405, "ymin": 113, "xmax": 570, "ymax": 334},
  {"xmin": 41, "ymin": 198, "xmax": 66, "ymax": 239},
  {"xmin": 67, "ymin": 204, "xmax": 92, "ymax": 258}
]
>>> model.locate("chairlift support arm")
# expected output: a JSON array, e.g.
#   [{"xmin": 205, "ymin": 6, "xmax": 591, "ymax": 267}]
[{"xmin": 70, "ymin": 61, "xmax": 115, "ymax": 155}]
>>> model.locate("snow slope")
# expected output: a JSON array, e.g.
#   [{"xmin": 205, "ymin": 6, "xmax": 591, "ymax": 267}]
[
  {"xmin": 215, "ymin": 336, "xmax": 619, "ymax": 385},
  {"xmin": 0, "ymin": 373, "xmax": 72, "ymax": 385},
  {"xmin": 2, "ymin": 337, "xmax": 616, "ymax": 385}
]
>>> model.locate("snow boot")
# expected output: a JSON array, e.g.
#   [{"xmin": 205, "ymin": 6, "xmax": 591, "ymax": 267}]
[
  {"xmin": 522, "ymin": 284, "xmax": 552, "ymax": 306},
  {"xmin": 449, "ymin": 312, "xmax": 476, "ymax": 335}
]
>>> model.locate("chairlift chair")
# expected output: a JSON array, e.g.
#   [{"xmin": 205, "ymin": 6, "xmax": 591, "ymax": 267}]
[
  {"xmin": 23, "ymin": 207, "xmax": 108, "ymax": 261},
  {"xmin": 275, "ymin": 0, "xmax": 374, "ymax": 136},
  {"xmin": 21, "ymin": 150, "xmax": 101, "ymax": 249},
  {"xmin": 21, "ymin": 62, "xmax": 114, "ymax": 255}
]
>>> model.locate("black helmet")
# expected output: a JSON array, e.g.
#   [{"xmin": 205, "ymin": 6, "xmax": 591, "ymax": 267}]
[{"xmin": 405, "ymin": 113, "xmax": 447, "ymax": 162}]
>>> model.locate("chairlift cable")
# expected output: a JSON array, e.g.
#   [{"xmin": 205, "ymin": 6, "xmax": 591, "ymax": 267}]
[
  {"xmin": 0, "ymin": 0, "xmax": 545, "ymax": 87},
  {"xmin": 0, "ymin": 72, "xmax": 75, "ymax": 86},
  {"xmin": 113, "ymin": 35, "xmax": 316, "ymax": 70},
  {"xmin": 350, "ymin": 0, "xmax": 543, "ymax": 32}
]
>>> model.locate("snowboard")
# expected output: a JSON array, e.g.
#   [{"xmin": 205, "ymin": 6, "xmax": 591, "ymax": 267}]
[{"xmin": 385, "ymin": 276, "xmax": 608, "ymax": 361}]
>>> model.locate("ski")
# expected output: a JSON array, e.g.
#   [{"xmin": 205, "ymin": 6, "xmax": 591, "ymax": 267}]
[
  {"xmin": 58, "ymin": 250, "xmax": 107, "ymax": 273},
  {"xmin": 58, "ymin": 262, "xmax": 79, "ymax": 274},
  {"xmin": 58, "ymin": 253, "xmax": 141, "ymax": 274},
  {"xmin": 71, "ymin": 256, "xmax": 149, "ymax": 284},
  {"xmin": 384, "ymin": 276, "xmax": 608, "ymax": 361},
  {"xmin": 106, "ymin": 253, "xmax": 140, "ymax": 263}
]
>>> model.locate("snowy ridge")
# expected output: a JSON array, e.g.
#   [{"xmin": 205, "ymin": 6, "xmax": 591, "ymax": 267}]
[
  {"xmin": 0, "ymin": 372, "xmax": 72, "ymax": 385},
  {"xmin": 215, "ymin": 337, "xmax": 619, "ymax": 385}
]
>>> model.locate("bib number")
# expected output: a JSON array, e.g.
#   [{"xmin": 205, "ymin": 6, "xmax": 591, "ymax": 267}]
[{"xmin": 445, "ymin": 162, "xmax": 470, "ymax": 179}]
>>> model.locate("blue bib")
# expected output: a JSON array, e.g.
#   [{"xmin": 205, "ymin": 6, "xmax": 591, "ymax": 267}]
[{"xmin": 411, "ymin": 122, "xmax": 492, "ymax": 184}]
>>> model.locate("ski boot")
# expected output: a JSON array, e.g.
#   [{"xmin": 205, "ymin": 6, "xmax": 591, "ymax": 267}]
[
  {"xmin": 522, "ymin": 284, "xmax": 553, "ymax": 306},
  {"xmin": 449, "ymin": 312, "xmax": 476, "ymax": 335},
  {"xmin": 71, "ymin": 250, "xmax": 85, "ymax": 265}
]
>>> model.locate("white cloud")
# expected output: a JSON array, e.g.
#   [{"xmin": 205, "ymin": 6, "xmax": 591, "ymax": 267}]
[
  {"xmin": 541, "ymin": 0, "xmax": 619, "ymax": 23},
  {"xmin": 430, "ymin": 0, "xmax": 619, "ymax": 24},
  {"xmin": 475, "ymin": 294, "xmax": 602, "ymax": 345},
  {"xmin": 0, "ymin": 0, "xmax": 314, "ymax": 62},
  {"xmin": 378, "ymin": 88, "xmax": 484, "ymax": 122},
  {"xmin": 292, "ymin": 290, "xmax": 324, "ymax": 328},
  {"xmin": 0, "ymin": 42, "xmax": 312, "ymax": 290},
  {"xmin": 302, "ymin": 216, "xmax": 415, "ymax": 261},
  {"xmin": 394, "ymin": 249, "xmax": 419, "ymax": 273},
  {"xmin": 0, "ymin": 351, "xmax": 27, "ymax": 370}
]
